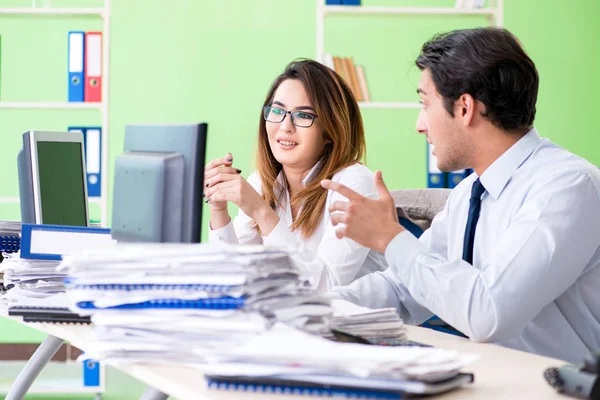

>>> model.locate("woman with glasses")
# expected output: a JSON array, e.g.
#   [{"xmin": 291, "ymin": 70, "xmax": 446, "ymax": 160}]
[{"xmin": 204, "ymin": 59, "xmax": 386, "ymax": 292}]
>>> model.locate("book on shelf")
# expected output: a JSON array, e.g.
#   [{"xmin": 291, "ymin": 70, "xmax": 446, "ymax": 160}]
[{"xmin": 323, "ymin": 53, "xmax": 370, "ymax": 103}]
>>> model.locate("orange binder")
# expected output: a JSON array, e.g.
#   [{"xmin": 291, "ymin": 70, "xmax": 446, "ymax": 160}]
[{"xmin": 84, "ymin": 32, "xmax": 102, "ymax": 102}]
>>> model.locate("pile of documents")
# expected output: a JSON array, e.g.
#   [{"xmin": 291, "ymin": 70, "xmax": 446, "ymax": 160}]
[
  {"xmin": 0, "ymin": 252, "xmax": 69, "ymax": 309},
  {"xmin": 329, "ymin": 299, "xmax": 406, "ymax": 342},
  {"xmin": 0, "ymin": 220, "xmax": 22, "ymax": 236},
  {"xmin": 204, "ymin": 323, "xmax": 478, "ymax": 397},
  {"xmin": 60, "ymin": 243, "xmax": 333, "ymax": 363}
]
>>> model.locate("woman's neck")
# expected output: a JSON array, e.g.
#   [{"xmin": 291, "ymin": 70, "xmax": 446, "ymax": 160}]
[{"xmin": 283, "ymin": 166, "xmax": 311, "ymax": 198}]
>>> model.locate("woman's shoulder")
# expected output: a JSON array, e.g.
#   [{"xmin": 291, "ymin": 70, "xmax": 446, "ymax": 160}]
[
  {"xmin": 329, "ymin": 163, "xmax": 377, "ymax": 196},
  {"xmin": 331, "ymin": 163, "xmax": 374, "ymax": 183}
]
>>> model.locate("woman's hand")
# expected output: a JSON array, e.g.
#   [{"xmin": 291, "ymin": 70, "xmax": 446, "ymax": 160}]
[
  {"xmin": 204, "ymin": 153, "xmax": 241, "ymax": 212},
  {"xmin": 205, "ymin": 162, "xmax": 279, "ymax": 235}
]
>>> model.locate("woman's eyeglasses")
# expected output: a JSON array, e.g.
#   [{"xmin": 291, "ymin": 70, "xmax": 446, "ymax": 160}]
[{"xmin": 263, "ymin": 106, "xmax": 318, "ymax": 128}]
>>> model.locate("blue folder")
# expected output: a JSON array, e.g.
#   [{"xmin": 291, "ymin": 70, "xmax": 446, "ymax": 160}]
[
  {"xmin": 448, "ymin": 169, "xmax": 472, "ymax": 188},
  {"xmin": 427, "ymin": 142, "xmax": 446, "ymax": 188},
  {"xmin": 68, "ymin": 127, "xmax": 102, "ymax": 198},
  {"xmin": 68, "ymin": 31, "xmax": 85, "ymax": 102},
  {"xmin": 20, "ymin": 223, "xmax": 111, "ymax": 261}
]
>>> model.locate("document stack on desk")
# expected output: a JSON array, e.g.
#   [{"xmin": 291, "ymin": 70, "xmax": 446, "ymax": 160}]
[
  {"xmin": 329, "ymin": 299, "xmax": 406, "ymax": 343},
  {"xmin": 204, "ymin": 322, "xmax": 478, "ymax": 398},
  {"xmin": 60, "ymin": 243, "xmax": 333, "ymax": 363},
  {"xmin": 1, "ymin": 252, "xmax": 67, "ymax": 298},
  {"xmin": 0, "ymin": 251, "xmax": 82, "ymax": 322}
]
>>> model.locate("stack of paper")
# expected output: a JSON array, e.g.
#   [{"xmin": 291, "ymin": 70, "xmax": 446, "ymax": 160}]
[
  {"xmin": 204, "ymin": 323, "xmax": 478, "ymax": 397},
  {"xmin": 61, "ymin": 243, "xmax": 333, "ymax": 363},
  {"xmin": 329, "ymin": 299, "xmax": 406, "ymax": 341},
  {"xmin": 0, "ymin": 220, "xmax": 21, "ymax": 235},
  {"xmin": 0, "ymin": 251, "xmax": 70, "ymax": 313}
]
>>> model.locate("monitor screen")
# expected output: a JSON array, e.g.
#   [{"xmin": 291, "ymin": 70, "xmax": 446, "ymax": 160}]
[{"xmin": 37, "ymin": 141, "xmax": 87, "ymax": 226}]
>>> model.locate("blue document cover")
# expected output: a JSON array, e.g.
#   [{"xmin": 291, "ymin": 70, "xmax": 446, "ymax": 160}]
[
  {"xmin": 20, "ymin": 223, "xmax": 112, "ymax": 261},
  {"xmin": 448, "ymin": 169, "xmax": 472, "ymax": 188},
  {"xmin": 68, "ymin": 127, "xmax": 102, "ymax": 197},
  {"xmin": 427, "ymin": 142, "xmax": 446, "ymax": 188},
  {"xmin": 68, "ymin": 31, "xmax": 85, "ymax": 102},
  {"xmin": 83, "ymin": 359, "xmax": 101, "ymax": 387}
]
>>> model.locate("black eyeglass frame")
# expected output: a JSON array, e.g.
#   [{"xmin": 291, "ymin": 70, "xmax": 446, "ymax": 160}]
[{"xmin": 263, "ymin": 105, "xmax": 318, "ymax": 128}]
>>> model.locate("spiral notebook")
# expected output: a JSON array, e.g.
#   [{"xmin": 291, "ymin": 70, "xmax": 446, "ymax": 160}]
[
  {"xmin": 0, "ymin": 235, "xmax": 20, "ymax": 253},
  {"xmin": 206, "ymin": 373, "xmax": 474, "ymax": 398}
]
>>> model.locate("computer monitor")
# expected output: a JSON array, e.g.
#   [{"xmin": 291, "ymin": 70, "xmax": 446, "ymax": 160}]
[
  {"xmin": 17, "ymin": 131, "xmax": 89, "ymax": 227},
  {"xmin": 110, "ymin": 123, "xmax": 207, "ymax": 243}
]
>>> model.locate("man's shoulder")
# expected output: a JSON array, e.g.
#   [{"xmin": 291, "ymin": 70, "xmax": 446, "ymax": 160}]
[{"xmin": 528, "ymin": 143, "xmax": 600, "ymax": 185}]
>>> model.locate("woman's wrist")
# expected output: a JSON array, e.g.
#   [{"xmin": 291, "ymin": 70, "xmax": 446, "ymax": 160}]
[
  {"xmin": 253, "ymin": 204, "xmax": 279, "ymax": 236},
  {"xmin": 209, "ymin": 209, "xmax": 231, "ymax": 230}
]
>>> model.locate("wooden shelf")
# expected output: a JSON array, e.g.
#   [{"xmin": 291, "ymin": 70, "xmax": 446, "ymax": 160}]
[
  {"xmin": 0, "ymin": 102, "xmax": 102, "ymax": 110},
  {"xmin": 324, "ymin": 6, "xmax": 497, "ymax": 16},
  {"xmin": 0, "ymin": 8, "xmax": 104, "ymax": 16}
]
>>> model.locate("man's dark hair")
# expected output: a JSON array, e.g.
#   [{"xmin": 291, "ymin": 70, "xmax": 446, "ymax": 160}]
[{"xmin": 416, "ymin": 27, "xmax": 538, "ymax": 133}]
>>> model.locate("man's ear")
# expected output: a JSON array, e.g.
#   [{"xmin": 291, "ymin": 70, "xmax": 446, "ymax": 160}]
[{"xmin": 456, "ymin": 93, "xmax": 477, "ymax": 126}]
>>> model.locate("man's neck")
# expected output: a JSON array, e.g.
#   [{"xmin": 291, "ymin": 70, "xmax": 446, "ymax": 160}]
[{"xmin": 471, "ymin": 128, "xmax": 527, "ymax": 176}]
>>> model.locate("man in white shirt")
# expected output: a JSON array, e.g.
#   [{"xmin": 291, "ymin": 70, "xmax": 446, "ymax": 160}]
[{"xmin": 321, "ymin": 27, "xmax": 600, "ymax": 363}]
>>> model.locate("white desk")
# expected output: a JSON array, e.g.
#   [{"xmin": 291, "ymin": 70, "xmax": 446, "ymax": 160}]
[{"xmin": 5, "ymin": 316, "xmax": 568, "ymax": 400}]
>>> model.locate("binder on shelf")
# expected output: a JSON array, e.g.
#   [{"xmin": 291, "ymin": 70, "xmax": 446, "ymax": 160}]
[
  {"xmin": 427, "ymin": 142, "xmax": 446, "ymax": 188},
  {"xmin": 356, "ymin": 65, "xmax": 370, "ymax": 102},
  {"xmin": 344, "ymin": 57, "xmax": 362, "ymax": 102},
  {"xmin": 83, "ymin": 358, "xmax": 101, "ymax": 387},
  {"xmin": 68, "ymin": 31, "xmax": 85, "ymax": 102},
  {"xmin": 325, "ymin": 0, "xmax": 343, "ymax": 4},
  {"xmin": 342, "ymin": 0, "xmax": 361, "ymax": 5},
  {"xmin": 20, "ymin": 223, "xmax": 113, "ymax": 261},
  {"xmin": 69, "ymin": 126, "xmax": 102, "ymax": 197},
  {"xmin": 84, "ymin": 31, "xmax": 102, "ymax": 103},
  {"xmin": 448, "ymin": 169, "xmax": 472, "ymax": 188}
]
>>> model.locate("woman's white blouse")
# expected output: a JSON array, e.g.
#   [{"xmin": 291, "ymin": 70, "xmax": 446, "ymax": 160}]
[{"xmin": 208, "ymin": 162, "xmax": 387, "ymax": 292}]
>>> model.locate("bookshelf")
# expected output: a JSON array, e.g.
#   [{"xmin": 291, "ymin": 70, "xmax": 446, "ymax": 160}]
[
  {"xmin": 0, "ymin": 1, "xmax": 111, "ymax": 397},
  {"xmin": 316, "ymin": 0, "xmax": 504, "ymax": 109},
  {"xmin": 0, "ymin": 1, "xmax": 111, "ymax": 227}
]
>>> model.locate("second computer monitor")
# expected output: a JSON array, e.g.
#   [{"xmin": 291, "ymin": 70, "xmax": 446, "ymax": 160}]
[
  {"xmin": 17, "ymin": 130, "xmax": 89, "ymax": 227},
  {"xmin": 111, "ymin": 123, "xmax": 207, "ymax": 243}
]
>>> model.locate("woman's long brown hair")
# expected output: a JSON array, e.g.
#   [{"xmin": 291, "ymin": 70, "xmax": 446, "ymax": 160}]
[{"xmin": 255, "ymin": 59, "xmax": 366, "ymax": 238}]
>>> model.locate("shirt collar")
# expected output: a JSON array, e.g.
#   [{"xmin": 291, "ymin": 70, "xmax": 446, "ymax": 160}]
[{"xmin": 479, "ymin": 128, "xmax": 543, "ymax": 200}]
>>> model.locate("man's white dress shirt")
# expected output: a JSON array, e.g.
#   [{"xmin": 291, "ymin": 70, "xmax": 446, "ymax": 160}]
[
  {"xmin": 331, "ymin": 129, "xmax": 600, "ymax": 363},
  {"xmin": 209, "ymin": 162, "xmax": 387, "ymax": 292}
]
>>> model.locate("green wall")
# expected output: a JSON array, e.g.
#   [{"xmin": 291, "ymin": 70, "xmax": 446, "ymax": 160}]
[{"xmin": 0, "ymin": 0, "xmax": 598, "ymax": 343}]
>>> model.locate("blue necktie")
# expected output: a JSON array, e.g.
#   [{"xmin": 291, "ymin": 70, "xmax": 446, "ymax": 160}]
[{"xmin": 462, "ymin": 178, "xmax": 486, "ymax": 265}]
